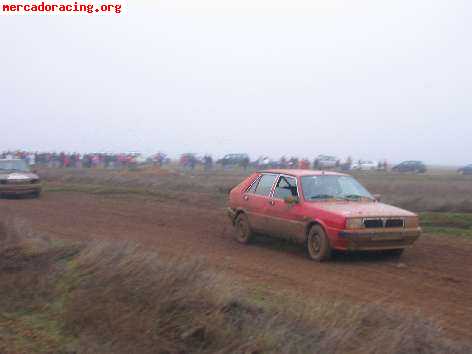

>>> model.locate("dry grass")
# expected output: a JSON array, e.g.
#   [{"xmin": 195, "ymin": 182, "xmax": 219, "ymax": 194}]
[
  {"xmin": 353, "ymin": 171, "xmax": 472, "ymax": 213},
  {"xmin": 1, "ymin": 217, "xmax": 470, "ymax": 354},
  {"xmin": 39, "ymin": 167, "xmax": 472, "ymax": 213}
]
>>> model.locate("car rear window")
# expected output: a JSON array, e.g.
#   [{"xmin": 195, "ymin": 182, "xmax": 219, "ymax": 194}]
[
  {"xmin": 254, "ymin": 174, "xmax": 277, "ymax": 196},
  {"xmin": 246, "ymin": 175, "xmax": 261, "ymax": 193}
]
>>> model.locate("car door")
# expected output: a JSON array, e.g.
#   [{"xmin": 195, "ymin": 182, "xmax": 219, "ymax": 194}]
[
  {"xmin": 242, "ymin": 173, "xmax": 278, "ymax": 234},
  {"xmin": 265, "ymin": 175, "xmax": 306, "ymax": 242}
]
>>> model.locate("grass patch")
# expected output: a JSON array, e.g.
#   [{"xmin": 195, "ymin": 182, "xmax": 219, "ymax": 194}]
[
  {"xmin": 1, "ymin": 217, "xmax": 470, "ymax": 354},
  {"xmin": 420, "ymin": 212, "xmax": 472, "ymax": 238},
  {"xmin": 0, "ymin": 311, "xmax": 76, "ymax": 354},
  {"xmin": 44, "ymin": 181, "xmax": 229, "ymax": 205},
  {"xmin": 420, "ymin": 212, "xmax": 472, "ymax": 229},
  {"xmin": 422, "ymin": 227, "xmax": 472, "ymax": 238},
  {"xmin": 44, "ymin": 183, "xmax": 191, "ymax": 204}
]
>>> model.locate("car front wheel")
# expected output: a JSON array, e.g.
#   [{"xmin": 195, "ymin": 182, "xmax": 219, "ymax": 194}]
[
  {"xmin": 234, "ymin": 213, "xmax": 254, "ymax": 244},
  {"xmin": 306, "ymin": 225, "xmax": 332, "ymax": 261}
]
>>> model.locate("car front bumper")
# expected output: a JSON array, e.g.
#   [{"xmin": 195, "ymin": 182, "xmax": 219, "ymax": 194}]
[
  {"xmin": 0, "ymin": 184, "xmax": 42, "ymax": 196},
  {"xmin": 337, "ymin": 227, "xmax": 421, "ymax": 251}
]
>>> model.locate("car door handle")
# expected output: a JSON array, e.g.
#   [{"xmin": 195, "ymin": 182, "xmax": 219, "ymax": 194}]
[
  {"xmin": 243, "ymin": 195, "xmax": 249, "ymax": 201},
  {"xmin": 268, "ymin": 200, "xmax": 275, "ymax": 206}
]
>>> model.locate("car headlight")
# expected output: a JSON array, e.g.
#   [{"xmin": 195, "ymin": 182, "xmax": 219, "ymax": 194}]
[
  {"xmin": 404, "ymin": 216, "xmax": 419, "ymax": 228},
  {"xmin": 345, "ymin": 218, "xmax": 364, "ymax": 229}
]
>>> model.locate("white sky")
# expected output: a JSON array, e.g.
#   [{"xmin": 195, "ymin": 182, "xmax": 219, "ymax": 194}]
[{"xmin": 1, "ymin": 0, "xmax": 471, "ymax": 164}]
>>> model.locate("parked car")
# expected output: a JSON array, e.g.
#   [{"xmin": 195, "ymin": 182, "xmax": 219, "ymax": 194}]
[
  {"xmin": 0, "ymin": 159, "xmax": 42, "ymax": 197},
  {"xmin": 227, "ymin": 169, "xmax": 421, "ymax": 261},
  {"xmin": 392, "ymin": 161, "xmax": 427, "ymax": 173},
  {"xmin": 351, "ymin": 160, "xmax": 378, "ymax": 171},
  {"xmin": 313, "ymin": 155, "xmax": 340, "ymax": 169},
  {"xmin": 217, "ymin": 154, "xmax": 250, "ymax": 169},
  {"xmin": 458, "ymin": 164, "xmax": 472, "ymax": 175}
]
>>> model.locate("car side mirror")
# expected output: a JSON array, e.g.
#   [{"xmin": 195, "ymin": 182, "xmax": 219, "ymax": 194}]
[
  {"xmin": 284, "ymin": 196, "xmax": 299, "ymax": 204},
  {"xmin": 373, "ymin": 194, "xmax": 381, "ymax": 202}
]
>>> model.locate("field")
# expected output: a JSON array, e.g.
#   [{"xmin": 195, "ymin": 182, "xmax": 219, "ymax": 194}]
[{"xmin": 1, "ymin": 166, "xmax": 472, "ymax": 353}]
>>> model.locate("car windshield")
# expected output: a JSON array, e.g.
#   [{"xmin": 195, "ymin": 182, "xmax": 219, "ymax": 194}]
[
  {"xmin": 301, "ymin": 175, "xmax": 373, "ymax": 201},
  {"xmin": 0, "ymin": 160, "xmax": 30, "ymax": 172}
]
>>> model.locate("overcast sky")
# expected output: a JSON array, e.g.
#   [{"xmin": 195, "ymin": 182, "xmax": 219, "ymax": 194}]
[{"xmin": 1, "ymin": 0, "xmax": 470, "ymax": 164}]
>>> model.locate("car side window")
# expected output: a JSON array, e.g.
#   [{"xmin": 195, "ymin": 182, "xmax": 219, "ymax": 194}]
[
  {"xmin": 273, "ymin": 176, "xmax": 298, "ymax": 199},
  {"xmin": 246, "ymin": 175, "xmax": 261, "ymax": 194},
  {"xmin": 254, "ymin": 174, "xmax": 277, "ymax": 196}
]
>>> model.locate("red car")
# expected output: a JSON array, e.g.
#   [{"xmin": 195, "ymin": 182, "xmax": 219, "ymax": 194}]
[{"xmin": 227, "ymin": 169, "xmax": 421, "ymax": 261}]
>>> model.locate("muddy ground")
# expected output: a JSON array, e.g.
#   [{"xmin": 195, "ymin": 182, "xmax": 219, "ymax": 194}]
[{"xmin": 1, "ymin": 186, "xmax": 471, "ymax": 343}]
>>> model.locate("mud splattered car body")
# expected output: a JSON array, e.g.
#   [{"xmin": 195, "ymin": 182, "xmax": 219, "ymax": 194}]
[
  {"xmin": 227, "ymin": 169, "xmax": 421, "ymax": 261},
  {"xmin": 0, "ymin": 159, "xmax": 42, "ymax": 197}
]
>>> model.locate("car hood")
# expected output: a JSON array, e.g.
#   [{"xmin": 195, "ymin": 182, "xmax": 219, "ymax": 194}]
[
  {"xmin": 307, "ymin": 201, "xmax": 416, "ymax": 218},
  {"xmin": 0, "ymin": 172, "xmax": 38, "ymax": 180}
]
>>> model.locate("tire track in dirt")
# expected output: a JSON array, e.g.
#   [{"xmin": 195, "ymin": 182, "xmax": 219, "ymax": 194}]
[{"xmin": 1, "ymin": 192, "xmax": 471, "ymax": 341}]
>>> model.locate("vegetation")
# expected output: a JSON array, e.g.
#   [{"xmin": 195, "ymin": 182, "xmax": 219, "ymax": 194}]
[
  {"xmin": 1, "ymin": 218, "xmax": 470, "ymax": 354},
  {"xmin": 420, "ymin": 212, "xmax": 472, "ymax": 238},
  {"xmin": 352, "ymin": 171, "xmax": 472, "ymax": 213},
  {"xmin": 40, "ymin": 167, "xmax": 472, "ymax": 241},
  {"xmin": 39, "ymin": 167, "xmax": 472, "ymax": 213}
]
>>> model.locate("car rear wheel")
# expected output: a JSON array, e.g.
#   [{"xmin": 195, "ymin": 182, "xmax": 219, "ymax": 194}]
[
  {"xmin": 235, "ymin": 213, "xmax": 254, "ymax": 244},
  {"xmin": 306, "ymin": 225, "xmax": 332, "ymax": 262}
]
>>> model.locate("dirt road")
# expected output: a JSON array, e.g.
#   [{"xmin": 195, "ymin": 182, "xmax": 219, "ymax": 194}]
[{"xmin": 1, "ymin": 192, "xmax": 471, "ymax": 342}]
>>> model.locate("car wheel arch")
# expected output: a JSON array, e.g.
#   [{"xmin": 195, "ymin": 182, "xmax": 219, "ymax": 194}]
[
  {"xmin": 304, "ymin": 220, "xmax": 329, "ymax": 241},
  {"xmin": 233, "ymin": 208, "xmax": 247, "ymax": 225}
]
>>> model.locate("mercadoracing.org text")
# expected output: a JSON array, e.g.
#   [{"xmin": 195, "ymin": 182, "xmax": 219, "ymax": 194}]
[{"xmin": 1, "ymin": 1, "xmax": 123, "ymax": 14}]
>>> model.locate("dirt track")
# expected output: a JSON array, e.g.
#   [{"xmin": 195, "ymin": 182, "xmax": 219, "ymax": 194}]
[{"xmin": 1, "ymin": 192, "xmax": 471, "ymax": 342}]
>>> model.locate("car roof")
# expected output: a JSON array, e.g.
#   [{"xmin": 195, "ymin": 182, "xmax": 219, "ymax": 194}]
[{"xmin": 257, "ymin": 169, "xmax": 348, "ymax": 177}]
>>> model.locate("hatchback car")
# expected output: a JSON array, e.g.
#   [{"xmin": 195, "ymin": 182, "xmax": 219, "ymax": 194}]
[
  {"xmin": 313, "ymin": 155, "xmax": 339, "ymax": 169},
  {"xmin": 227, "ymin": 169, "xmax": 421, "ymax": 261},
  {"xmin": 0, "ymin": 159, "xmax": 42, "ymax": 197},
  {"xmin": 392, "ymin": 161, "xmax": 427, "ymax": 173},
  {"xmin": 351, "ymin": 160, "xmax": 378, "ymax": 171},
  {"xmin": 458, "ymin": 164, "xmax": 472, "ymax": 175},
  {"xmin": 217, "ymin": 153, "xmax": 250, "ymax": 168}
]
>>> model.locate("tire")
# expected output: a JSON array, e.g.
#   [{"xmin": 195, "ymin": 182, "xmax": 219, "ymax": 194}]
[
  {"xmin": 306, "ymin": 225, "xmax": 332, "ymax": 262},
  {"xmin": 234, "ymin": 213, "xmax": 254, "ymax": 244}
]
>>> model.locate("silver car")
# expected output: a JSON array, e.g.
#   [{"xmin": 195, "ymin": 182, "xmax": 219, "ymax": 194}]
[{"xmin": 0, "ymin": 159, "xmax": 42, "ymax": 197}]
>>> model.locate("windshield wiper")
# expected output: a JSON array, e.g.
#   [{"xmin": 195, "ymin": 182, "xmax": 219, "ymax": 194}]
[
  {"xmin": 310, "ymin": 194, "xmax": 336, "ymax": 200},
  {"xmin": 342, "ymin": 194, "xmax": 374, "ymax": 201}
]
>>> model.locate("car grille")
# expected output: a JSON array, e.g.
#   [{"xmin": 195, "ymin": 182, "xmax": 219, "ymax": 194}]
[
  {"xmin": 363, "ymin": 218, "xmax": 404, "ymax": 228},
  {"xmin": 364, "ymin": 219, "xmax": 384, "ymax": 228},
  {"xmin": 385, "ymin": 219, "xmax": 404, "ymax": 228},
  {"xmin": 6, "ymin": 180, "xmax": 31, "ymax": 185}
]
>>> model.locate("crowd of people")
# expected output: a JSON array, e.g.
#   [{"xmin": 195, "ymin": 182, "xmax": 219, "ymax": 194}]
[
  {"xmin": 0, "ymin": 151, "xmax": 159, "ymax": 169},
  {"xmin": 1, "ymin": 150, "xmax": 387, "ymax": 172}
]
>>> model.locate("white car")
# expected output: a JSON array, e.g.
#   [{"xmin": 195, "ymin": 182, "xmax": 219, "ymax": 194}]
[
  {"xmin": 351, "ymin": 160, "xmax": 378, "ymax": 170},
  {"xmin": 314, "ymin": 155, "xmax": 339, "ymax": 169}
]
